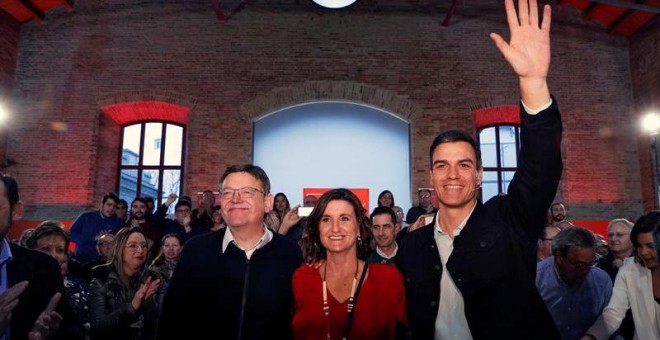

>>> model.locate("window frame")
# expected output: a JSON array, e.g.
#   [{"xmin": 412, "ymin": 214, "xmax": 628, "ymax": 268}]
[
  {"xmin": 477, "ymin": 124, "xmax": 521, "ymax": 198},
  {"xmin": 117, "ymin": 120, "xmax": 186, "ymax": 206}
]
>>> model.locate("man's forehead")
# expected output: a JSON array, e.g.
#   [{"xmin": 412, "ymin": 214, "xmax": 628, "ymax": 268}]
[
  {"xmin": 566, "ymin": 246, "xmax": 596, "ymax": 260},
  {"xmin": 222, "ymin": 172, "xmax": 261, "ymax": 188},
  {"xmin": 432, "ymin": 141, "xmax": 478, "ymax": 161},
  {"xmin": 372, "ymin": 214, "xmax": 394, "ymax": 224}
]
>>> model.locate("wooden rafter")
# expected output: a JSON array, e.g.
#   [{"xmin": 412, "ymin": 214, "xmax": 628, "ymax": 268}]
[
  {"xmin": 589, "ymin": 0, "xmax": 660, "ymax": 13},
  {"xmin": 607, "ymin": 7, "xmax": 635, "ymax": 34},
  {"xmin": 582, "ymin": 2, "xmax": 599, "ymax": 19},
  {"xmin": 18, "ymin": 0, "xmax": 44, "ymax": 22}
]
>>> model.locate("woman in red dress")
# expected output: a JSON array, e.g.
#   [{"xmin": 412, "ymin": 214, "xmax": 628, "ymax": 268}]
[{"xmin": 292, "ymin": 188, "xmax": 407, "ymax": 340}]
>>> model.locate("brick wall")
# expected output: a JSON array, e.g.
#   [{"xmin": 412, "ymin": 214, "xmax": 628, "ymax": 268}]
[
  {"xmin": 630, "ymin": 17, "xmax": 660, "ymax": 213},
  {"xmin": 6, "ymin": 1, "xmax": 649, "ymax": 222}
]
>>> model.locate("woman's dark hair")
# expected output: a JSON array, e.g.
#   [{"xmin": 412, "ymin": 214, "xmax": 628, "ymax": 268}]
[
  {"xmin": 377, "ymin": 190, "xmax": 395, "ymax": 208},
  {"xmin": 631, "ymin": 212, "xmax": 660, "ymax": 264},
  {"xmin": 301, "ymin": 188, "xmax": 373, "ymax": 264},
  {"xmin": 274, "ymin": 192, "xmax": 291, "ymax": 219}
]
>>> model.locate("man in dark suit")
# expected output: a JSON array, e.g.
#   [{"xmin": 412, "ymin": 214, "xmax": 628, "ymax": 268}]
[
  {"xmin": 0, "ymin": 176, "xmax": 83, "ymax": 339},
  {"xmin": 396, "ymin": 0, "xmax": 562, "ymax": 339}
]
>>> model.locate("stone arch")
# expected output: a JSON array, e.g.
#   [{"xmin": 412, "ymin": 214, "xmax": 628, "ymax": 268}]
[{"xmin": 237, "ymin": 81, "xmax": 424, "ymax": 122}]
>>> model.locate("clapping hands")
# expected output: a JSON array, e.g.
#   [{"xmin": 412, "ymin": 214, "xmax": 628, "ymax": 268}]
[{"xmin": 131, "ymin": 276, "xmax": 161, "ymax": 311}]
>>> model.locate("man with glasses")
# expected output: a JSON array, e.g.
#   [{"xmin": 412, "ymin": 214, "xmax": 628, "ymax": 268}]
[
  {"xmin": 115, "ymin": 199, "xmax": 128, "ymax": 223},
  {"xmin": 80, "ymin": 233, "xmax": 115, "ymax": 286},
  {"xmin": 536, "ymin": 227, "xmax": 612, "ymax": 340},
  {"xmin": 537, "ymin": 224, "xmax": 561, "ymax": 261},
  {"xmin": 152, "ymin": 194, "xmax": 205, "ymax": 243},
  {"xmin": 404, "ymin": 189, "xmax": 437, "ymax": 225},
  {"xmin": 367, "ymin": 206, "xmax": 400, "ymax": 264},
  {"xmin": 157, "ymin": 164, "xmax": 303, "ymax": 340},
  {"xmin": 597, "ymin": 218, "xmax": 634, "ymax": 281}
]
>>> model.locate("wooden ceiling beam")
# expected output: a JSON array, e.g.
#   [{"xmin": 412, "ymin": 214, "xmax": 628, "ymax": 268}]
[
  {"xmin": 606, "ymin": 7, "xmax": 634, "ymax": 35},
  {"xmin": 606, "ymin": 0, "xmax": 654, "ymax": 35},
  {"xmin": 583, "ymin": 2, "xmax": 599, "ymax": 19},
  {"xmin": 18, "ymin": 0, "xmax": 44, "ymax": 22},
  {"xmin": 588, "ymin": 0, "xmax": 660, "ymax": 13}
]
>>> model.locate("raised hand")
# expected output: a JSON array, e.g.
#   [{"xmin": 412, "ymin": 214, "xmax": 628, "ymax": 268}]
[
  {"xmin": 278, "ymin": 205, "xmax": 303, "ymax": 235},
  {"xmin": 0, "ymin": 281, "xmax": 28, "ymax": 335},
  {"xmin": 490, "ymin": 0, "xmax": 552, "ymax": 108},
  {"xmin": 165, "ymin": 193, "xmax": 178, "ymax": 206},
  {"xmin": 28, "ymin": 292, "xmax": 63, "ymax": 340}
]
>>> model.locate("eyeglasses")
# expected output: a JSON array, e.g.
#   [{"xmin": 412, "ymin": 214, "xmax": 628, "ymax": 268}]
[
  {"xmin": 566, "ymin": 259, "xmax": 598, "ymax": 271},
  {"xmin": 607, "ymin": 232, "xmax": 630, "ymax": 238},
  {"xmin": 371, "ymin": 224, "xmax": 394, "ymax": 232},
  {"xmin": 219, "ymin": 187, "xmax": 264, "ymax": 200},
  {"xmin": 125, "ymin": 243, "xmax": 149, "ymax": 252},
  {"xmin": 98, "ymin": 241, "xmax": 113, "ymax": 248},
  {"xmin": 176, "ymin": 208, "xmax": 191, "ymax": 213}
]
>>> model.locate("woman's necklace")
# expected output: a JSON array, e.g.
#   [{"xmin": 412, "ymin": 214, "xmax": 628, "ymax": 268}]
[{"xmin": 322, "ymin": 261, "xmax": 359, "ymax": 340}]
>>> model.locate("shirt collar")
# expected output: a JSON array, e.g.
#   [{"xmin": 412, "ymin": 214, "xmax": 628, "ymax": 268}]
[
  {"xmin": 376, "ymin": 243, "xmax": 398, "ymax": 259},
  {"xmin": 221, "ymin": 224, "xmax": 273, "ymax": 254},
  {"xmin": 0, "ymin": 239, "xmax": 13, "ymax": 267}
]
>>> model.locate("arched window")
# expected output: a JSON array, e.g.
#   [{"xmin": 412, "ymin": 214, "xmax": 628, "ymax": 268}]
[
  {"xmin": 473, "ymin": 104, "xmax": 520, "ymax": 202},
  {"xmin": 478, "ymin": 125, "xmax": 520, "ymax": 201},
  {"xmin": 118, "ymin": 121, "xmax": 185, "ymax": 207}
]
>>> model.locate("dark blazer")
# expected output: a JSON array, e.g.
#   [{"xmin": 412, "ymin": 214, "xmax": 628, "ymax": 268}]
[
  {"xmin": 396, "ymin": 100, "xmax": 563, "ymax": 340},
  {"xmin": 7, "ymin": 243, "xmax": 84, "ymax": 340}
]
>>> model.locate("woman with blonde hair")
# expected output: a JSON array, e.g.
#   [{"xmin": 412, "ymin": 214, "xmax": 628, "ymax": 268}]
[
  {"xmin": 149, "ymin": 233, "xmax": 182, "ymax": 284},
  {"xmin": 88, "ymin": 226, "xmax": 161, "ymax": 340}
]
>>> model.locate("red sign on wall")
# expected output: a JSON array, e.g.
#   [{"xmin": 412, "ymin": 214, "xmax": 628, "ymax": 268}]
[{"xmin": 302, "ymin": 188, "xmax": 370, "ymax": 215}]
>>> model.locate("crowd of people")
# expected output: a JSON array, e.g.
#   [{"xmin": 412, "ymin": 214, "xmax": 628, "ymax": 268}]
[{"xmin": 1, "ymin": 0, "xmax": 659, "ymax": 339}]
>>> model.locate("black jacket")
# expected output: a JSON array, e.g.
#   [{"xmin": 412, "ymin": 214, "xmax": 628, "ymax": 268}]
[
  {"xmin": 396, "ymin": 100, "xmax": 563, "ymax": 340},
  {"xmin": 7, "ymin": 243, "xmax": 85, "ymax": 340},
  {"xmin": 88, "ymin": 264, "xmax": 161, "ymax": 340},
  {"xmin": 157, "ymin": 228, "xmax": 303, "ymax": 340}
]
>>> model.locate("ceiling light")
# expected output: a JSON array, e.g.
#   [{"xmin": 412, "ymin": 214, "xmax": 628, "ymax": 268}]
[{"xmin": 312, "ymin": 0, "xmax": 357, "ymax": 9}]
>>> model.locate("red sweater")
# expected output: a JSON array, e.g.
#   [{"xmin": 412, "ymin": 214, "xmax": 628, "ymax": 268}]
[{"xmin": 292, "ymin": 263, "xmax": 407, "ymax": 340}]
